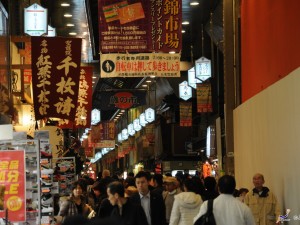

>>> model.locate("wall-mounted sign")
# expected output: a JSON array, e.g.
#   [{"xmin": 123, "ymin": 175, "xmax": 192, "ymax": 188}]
[
  {"xmin": 188, "ymin": 67, "xmax": 202, "ymax": 89},
  {"xmin": 179, "ymin": 81, "xmax": 192, "ymax": 101},
  {"xmin": 24, "ymin": 3, "xmax": 47, "ymax": 36},
  {"xmin": 195, "ymin": 57, "xmax": 211, "ymax": 81},
  {"xmin": 145, "ymin": 108, "xmax": 155, "ymax": 123},
  {"xmin": 91, "ymin": 109, "xmax": 101, "ymax": 125}
]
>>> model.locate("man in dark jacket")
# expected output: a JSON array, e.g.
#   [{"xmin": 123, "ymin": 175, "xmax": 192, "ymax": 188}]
[
  {"xmin": 107, "ymin": 181, "xmax": 147, "ymax": 225},
  {"xmin": 130, "ymin": 171, "xmax": 166, "ymax": 225}
]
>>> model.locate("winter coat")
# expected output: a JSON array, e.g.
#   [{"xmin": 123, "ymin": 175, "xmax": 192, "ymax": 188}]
[{"xmin": 169, "ymin": 192, "xmax": 203, "ymax": 225}]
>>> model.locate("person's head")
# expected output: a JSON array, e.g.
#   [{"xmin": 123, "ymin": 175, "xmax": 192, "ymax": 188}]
[
  {"xmin": 107, "ymin": 181, "xmax": 125, "ymax": 206},
  {"xmin": 204, "ymin": 176, "xmax": 217, "ymax": 191},
  {"xmin": 124, "ymin": 176, "xmax": 135, "ymax": 188},
  {"xmin": 152, "ymin": 174, "xmax": 163, "ymax": 188},
  {"xmin": 252, "ymin": 173, "xmax": 265, "ymax": 190},
  {"xmin": 238, "ymin": 188, "xmax": 249, "ymax": 197},
  {"xmin": 92, "ymin": 181, "xmax": 107, "ymax": 197},
  {"xmin": 125, "ymin": 186, "xmax": 138, "ymax": 197},
  {"xmin": 135, "ymin": 171, "xmax": 150, "ymax": 195},
  {"xmin": 218, "ymin": 175, "xmax": 236, "ymax": 194},
  {"xmin": 128, "ymin": 172, "xmax": 134, "ymax": 177},
  {"xmin": 163, "ymin": 176, "xmax": 178, "ymax": 192},
  {"xmin": 71, "ymin": 181, "xmax": 85, "ymax": 197},
  {"xmin": 183, "ymin": 178, "xmax": 199, "ymax": 193},
  {"xmin": 103, "ymin": 169, "xmax": 110, "ymax": 178}
]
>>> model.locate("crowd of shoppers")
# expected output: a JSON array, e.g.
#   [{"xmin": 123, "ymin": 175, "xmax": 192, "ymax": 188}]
[{"xmin": 57, "ymin": 171, "xmax": 280, "ymax": 225}]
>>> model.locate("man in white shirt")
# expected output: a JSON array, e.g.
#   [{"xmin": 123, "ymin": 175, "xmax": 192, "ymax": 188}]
[{"xmin": 194, "ymin": 175, "xmax": 255, "ymax": 225}]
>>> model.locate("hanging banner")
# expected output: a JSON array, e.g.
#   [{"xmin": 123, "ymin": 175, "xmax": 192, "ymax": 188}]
[
  {"xmin": 90, "ymin": 121, "xmax": 115, "ymax": 142},
  {"xmin": 58, "ymin": 66, "xmax": 93, "ymax": 128},
  {"xmin": 179, "ymin": 102, "xmax": 192, "ymax": 127},
  {"xmin": 196, "ymin": 83, "xmax": 213, "ymax": 113},
  {"xmin": 31, "ymin": 36, "xmax": 82, "ymax": 120},
  {"xmin": 100, "ymin": 53, "xmax": 180, "ymax": 78},
  {"xmin": 0, "ymin": 150, "xmax": 26, "ymax": 222},
  {"xmin": 98, "ymin": 0, "xmax": 181, "ymax": 53},
  {"xmin": 95, "ymin": 91, "xmax": 147, "ymax": 110}
]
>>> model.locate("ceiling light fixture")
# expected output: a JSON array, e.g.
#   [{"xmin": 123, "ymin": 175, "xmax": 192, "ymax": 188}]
[
  {"xmin": 190, "ymin": 2, "xmax": 199, "ymax": 6},
  {"xmin": 182, "ymin": 21, "xmax": 190, "ymax": 25},
  {"xmin": 66, "ymin": 23, "xmax": 74, "ymax": 27},
  {"xmin": 64, "ymin": 14, "xmax": 72, "ymax": 17},
  {"xmin": 69, "ymin": 32, "xmax": 77, "ymax": 35},
  {"xmin": 61, "ymin": 3, "xmax": 70, "ymax": 7},
  {"xmin": 169, "ymin": 51, "xmax": 176, "ymax": 54},
  {"xmin": 182, "ymin": 30, "xmax": 186, "ymax": 33}
]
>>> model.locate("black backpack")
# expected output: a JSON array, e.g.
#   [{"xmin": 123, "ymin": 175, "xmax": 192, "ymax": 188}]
[{"xmin": 194, "ymin": 199, "xmax": 216, "ymax": 225}]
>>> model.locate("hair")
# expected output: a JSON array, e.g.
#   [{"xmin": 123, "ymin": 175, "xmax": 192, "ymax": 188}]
[
  {"xmin": 253, "ymin": 173, "xmax": 264, "ymax": 181},
  {"xmin": 103, "ymin": 169, "xmax": 110, "ymax": 177},
  {"xmin": 191, "ymin": 176, "xmax": 205, "ymax": 195},
  {"xmin": 92, "ymin": 181, "xmax": 107, "ymax": 193},
  {"xmin": 128, "ymin": 172, "xmax": 134, "ymax": 177},
  {"xmin": 71, "ymin": 181, "xmax": 86, "ymax": 192},
  {"xmin": 124, "ymin": 177, "xmax": 136, "ymax": 188},
  {"xmin": 135, "ymin": 171, "xmax": 151, "ymax": 181},
  {"xmin": 107, "ymin": 181, "xmax": 125, "ymax": 197},
  {"xmin": 204, "ymin": 176, "xmax": 217, "ymax": 191},
  {"xmin": 152, "ymin": 174, "xmax": 163, "ymax": 186},
  {"xmin": 218, "ymin": 175, "xmax": 236, "ymax": 194},
  {"xmin": 184, "ymin": 178, "xmax": 200, "ymax": 193},
  {"xmin": 237, "ymin": 188, "xmax": 249, "ymax": 196}
]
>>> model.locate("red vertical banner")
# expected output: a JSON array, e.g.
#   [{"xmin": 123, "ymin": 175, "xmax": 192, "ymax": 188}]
[
  {"xmin": 179, "ymin": 102, "xmax": 192, "ymax": 127},
  {"xmin": 196, "ymin": 83, "xmax": 213, "ymax": 113},
  {"xmin": 0, "ymin": 150, "xmax": 25, "ymax": 222},
  {"xmin": 31, "ymin": 37, "xmax": 82, "ymax": 120}
]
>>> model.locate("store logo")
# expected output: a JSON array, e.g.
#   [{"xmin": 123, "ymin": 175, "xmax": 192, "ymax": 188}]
[{"xmin": 277, "ymin": 209, "xmax": 291, "ymax": 223}]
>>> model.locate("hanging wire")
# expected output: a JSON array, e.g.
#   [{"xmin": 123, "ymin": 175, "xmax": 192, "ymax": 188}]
[{"xmin": 201, "ymin": 24, "xmax": 204, "ymax": 56}]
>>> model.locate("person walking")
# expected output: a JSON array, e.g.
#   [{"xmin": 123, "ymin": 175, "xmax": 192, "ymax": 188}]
[
  {"xmin": 194, "ymin": 175, "xmax": 255, "ymax": 225},
  {"xmin": 169, "ymin": 178, "xmax": 202, "ymax": 225},
  {"xmin": 130, "ymin": 171, "xmax": 166, "ymax": 225},
  {"xmin": 107, "ymin": 181, "xmax": 147, "ymax": 225},
  {"xmin": 244, "ymin": 173, "xmax": 280, "ymax": 225}
]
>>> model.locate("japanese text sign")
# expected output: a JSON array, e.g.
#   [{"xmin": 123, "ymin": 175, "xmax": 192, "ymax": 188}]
[
  {"xmin": 98, "ymin": 0, "xmax": 182, "ymax": 53},
  {"xmin": 100, "ymin": 53, "xmax": 180, "ymax": 77},
  {"xmin": 0, "ymin": 150, "xmax": 25, "ymax": 222},
  {"xmin": 31, "ymin": 36, "xmax": 82, "ymax": 120}
]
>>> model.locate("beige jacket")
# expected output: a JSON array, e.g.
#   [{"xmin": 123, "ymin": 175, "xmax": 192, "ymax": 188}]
[{"xmin": 244, "ymin": 190, "xmax": 280, "ymax": 225}]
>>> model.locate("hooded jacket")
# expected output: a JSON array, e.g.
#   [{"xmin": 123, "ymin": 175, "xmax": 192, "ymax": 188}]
[{"xmin": 169, "ymin": 192, "xmax": 203, "ymax": 225}]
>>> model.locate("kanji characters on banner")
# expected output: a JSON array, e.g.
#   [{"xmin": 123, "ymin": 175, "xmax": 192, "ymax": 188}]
[
  {"xmin": 98, "ymin": 0, "xmax": 182, "ymax": 53},
  {"xmin": 196, "ymin": 83, "xmax": 213, "ymax": 113},
  {"xmin": 31, "ymin": 36, "xmax": 82, "ymax": 120},
  {"xmin": 180, "ymin": 102, "xmax": 192, "ymax": 127},
  {"xmin": 0, "ymin": 150, "xmax": 26, "ymax": 222}
]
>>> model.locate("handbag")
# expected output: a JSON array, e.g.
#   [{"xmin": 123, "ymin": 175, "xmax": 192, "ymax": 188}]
[{"xmin": 194, "ymin": 199, "xmax": 216, "ymax": 225}]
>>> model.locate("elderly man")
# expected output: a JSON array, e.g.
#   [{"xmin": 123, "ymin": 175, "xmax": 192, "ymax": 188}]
[
  {"xmin": 162, "ymin": 176, "xmax": 181, "ymax": 224},
  {"xmin": 244, "ymin": 173, "xmax": 280, "ymax": 225}
]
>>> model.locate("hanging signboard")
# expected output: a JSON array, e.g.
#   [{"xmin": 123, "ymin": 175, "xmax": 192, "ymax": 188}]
[
  {"xmin": 100, "ymin": 53, "xmax": 180, "ymax": 78},
  {"xmin": 195, "ymin": 57, "xmax": 211, "ymax": 81},
  {"xmin": 91, "ymin": 109, "xmax": 101, "ymax": 125},
  {"xmin": 139, "ymin": 113, "xmax": 148, "ymax": 126},
  {"xmin": 98, "ymin": 0, "xmax": 182, "ymax": 53},
  {"xmin": 24, "ymin": 3, "xmax": 47, "ymax": 36},
  {"xmin": 145, "ymin": 108, "xmax": 155, "ymax": 123},
  {"xmin": 0, "ymin": 150, "xmax": 26, "ymax": 222},
  {"xmin": 47, "ymin": 25, "xmax": 56, "ymax": 37},
  {"xmin": 128, "ymin": 123, "xmax": 135, "ymax": 136},
  {"xmin": 179, "ymin": 81, "xmax": 192, "ymax": 101},
  {"xmin": 188, "ymin": 67, "xmax": 202, "ymax": 89}
]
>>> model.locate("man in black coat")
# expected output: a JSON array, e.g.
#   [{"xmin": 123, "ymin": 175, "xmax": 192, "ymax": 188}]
[{"xmin": 130, "ymin": 171, "xmax": 166, "ymax": 225}]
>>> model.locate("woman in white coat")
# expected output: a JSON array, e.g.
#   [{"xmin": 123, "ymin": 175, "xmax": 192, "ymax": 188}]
[{"xmin": 169, "ymin": 177, "xmax": 204, "ymax": 225}]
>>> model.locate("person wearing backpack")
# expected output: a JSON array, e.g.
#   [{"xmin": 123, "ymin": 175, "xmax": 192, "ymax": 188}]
[{"xmin": 193, "ymin": 175, "xmax": 255, "ymax": 225}]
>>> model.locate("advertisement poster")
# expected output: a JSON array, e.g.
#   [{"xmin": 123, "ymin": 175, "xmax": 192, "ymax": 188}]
[
  {"xmin": 98, "ymin": 0, "xmax": 182, "ymax": 53},
  {"xmin": 0, "ymin": 150, "xmax": 25, "ymax": 222}
]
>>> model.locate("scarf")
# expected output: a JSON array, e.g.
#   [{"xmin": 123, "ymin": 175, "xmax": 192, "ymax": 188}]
[{"xmin": 252, "ymin": 186, "xmax": 269, "ymax": 197}]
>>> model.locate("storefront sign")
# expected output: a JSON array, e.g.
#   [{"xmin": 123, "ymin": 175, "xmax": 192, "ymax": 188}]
[
  {"xmin": 98, "ymin": 0, "xmax": 181, "ymax": 53},
  {"xmin": 24, "ymin": 3, "xmax": 47, "ymax": 36},
  {"xmin": 0, "ymin": 150, "xmax": 25, "ymax": 222},
  {"xmin": 31, "ymin": 36, "xmax": 82, "ymax": 120},
  {"xmin": 100, "ymin": 53, "xmax": 180, "ymax": 78}
]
